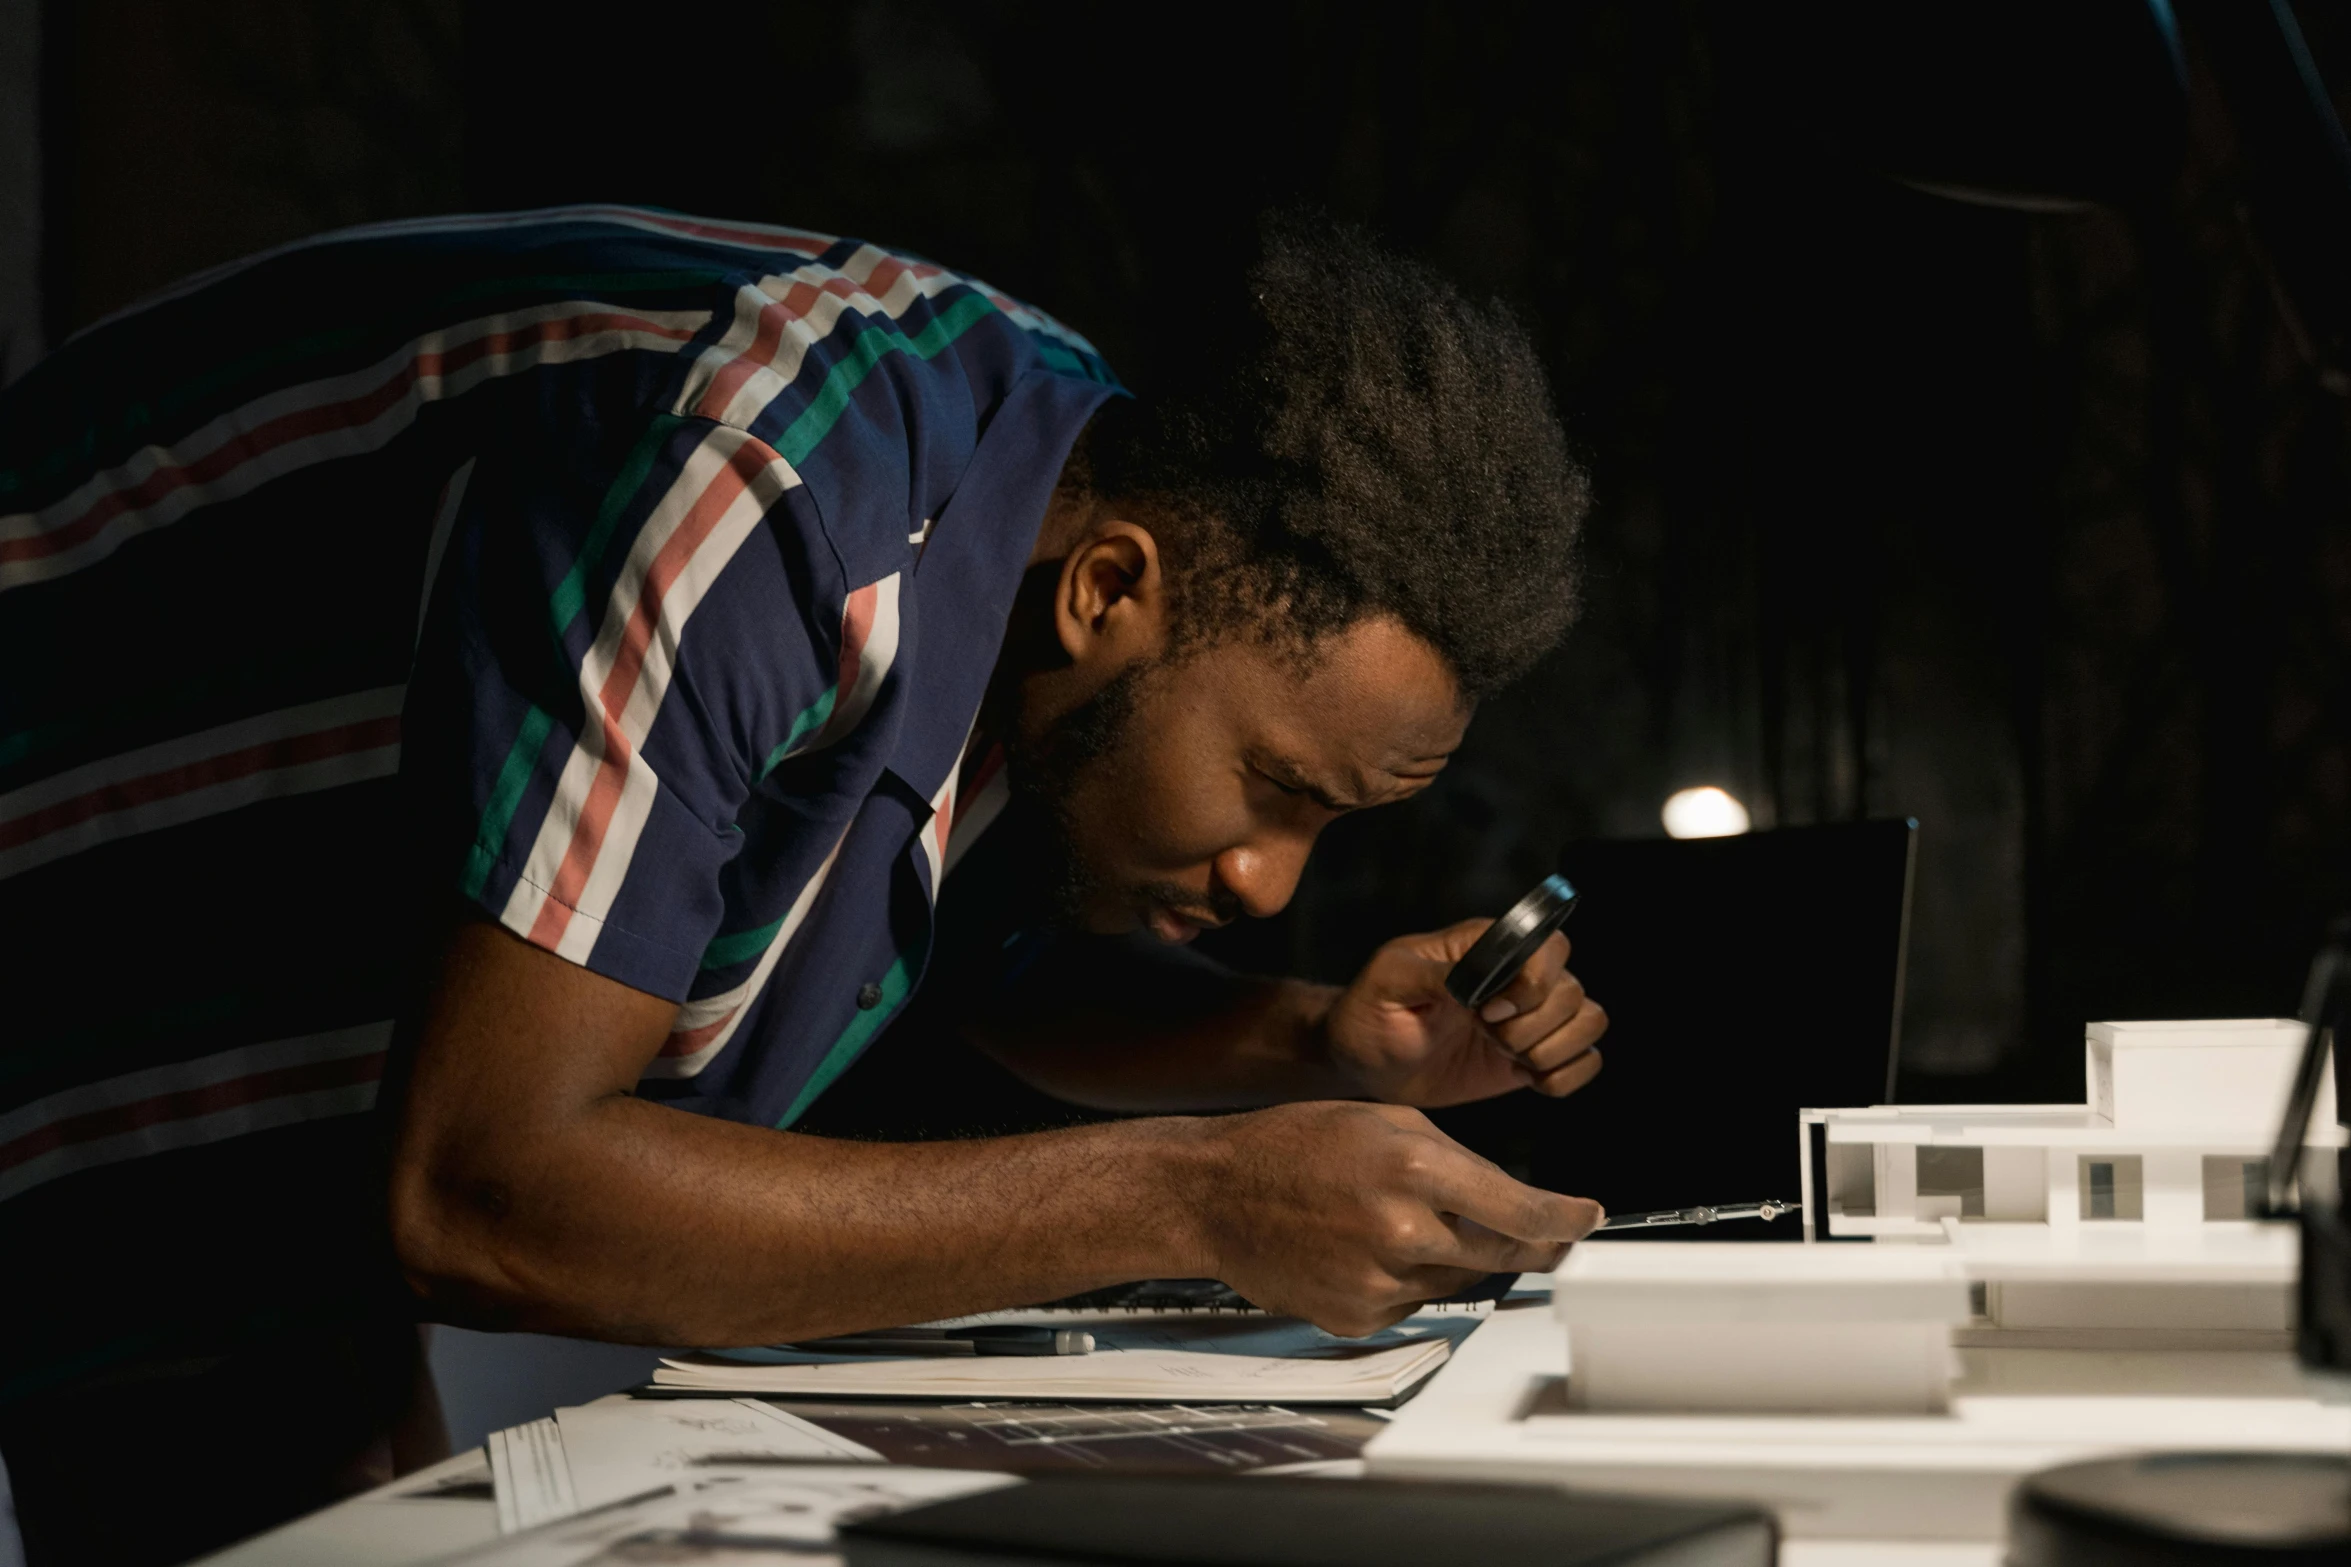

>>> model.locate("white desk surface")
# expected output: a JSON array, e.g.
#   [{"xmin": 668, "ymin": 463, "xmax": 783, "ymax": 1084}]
[
  {"xmin": 1365, "ymin": 1299, "xmax": 2349, "ymax": 1552},
  {"xmin": 198, "ymin": 1435, "xmax": 1997, "ymax": 1567},
  {"xmin": 201, "ymin": 1306, "xmax": 2036, "ymax": 1567}
]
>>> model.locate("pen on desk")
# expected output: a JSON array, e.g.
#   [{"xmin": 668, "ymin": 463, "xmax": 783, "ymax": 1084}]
[
  {"xmin": 1595, "ymin": 1198, "xmax": 1799, "ymax": 1231},
  {"xmin": 780, "ymin": 1325, "xmax": 1096, "ymax": 1356}
]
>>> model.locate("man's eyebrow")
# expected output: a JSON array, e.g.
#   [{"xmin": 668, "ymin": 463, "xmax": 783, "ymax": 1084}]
[
  {"xmin": 1262, "ymin": 754, "xmax": 1445, "ymax": 811},
  {"xmin": 1257, "ymin": 756, "xmax": 1366, "ymax": 811},
  {"xmin": 1337, "ymin": 765, "xmax": 1439, "ymax": 809}
]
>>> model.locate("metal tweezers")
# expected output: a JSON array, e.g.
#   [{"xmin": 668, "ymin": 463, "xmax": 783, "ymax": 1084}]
[{"xmin": 1597, "ymin": 1198, "xmax": 1800, "ymax": 1231}]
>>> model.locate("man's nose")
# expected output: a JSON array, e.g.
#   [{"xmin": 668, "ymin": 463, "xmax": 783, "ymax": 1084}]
[{"xmin": 1213, "ymin": 832, "xmax": 1315, "ymax": 920}]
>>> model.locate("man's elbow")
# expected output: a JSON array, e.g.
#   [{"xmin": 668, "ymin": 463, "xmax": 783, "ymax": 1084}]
[{"xmin": 387, "ymin": 1147, "xmax": 538, "ymax": 1326}]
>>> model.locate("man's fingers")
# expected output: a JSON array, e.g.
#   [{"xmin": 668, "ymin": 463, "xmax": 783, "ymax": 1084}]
[
  {"xmin": 1314, "ymin": 1265, "xmax": 1486, "ymax": 1337},
  {"xmin": 1427, "ymin": 1215, "xmax": 1574, "ymax": 1274},
  {"xmin": 1472, "ymin": 931, "xmax": 1571, "ymax": 1025},
  {"xmin": 1490, "ymin": 971, "xmax": 1592, "ymax": 1054},
  {"xmin": 1389, "ymin": 1263, "xmax": 1497, "ymax": 1304},
  {"xmin": 1364, "ymin": 945, "xmax": 1470, "ymax": 1011},
  {"xmin": 1513, "ymin": 998, "xmax": 1609, "ymax": 1073},
  {"xmin": 1532, "ymin": 1044, "xmax": 1604, "ymax": 1098},
  {"xmin": 1306, "ymin": 1298, "xmax": 1429, "ymax": 1339},
  {"xmin": 1417, "ymin": 1151, "xmax": 1604, "ymax": 1245},
  {"xmin": 1421, "ymin": 917, "xmax": 1501, "ymax": 964}
]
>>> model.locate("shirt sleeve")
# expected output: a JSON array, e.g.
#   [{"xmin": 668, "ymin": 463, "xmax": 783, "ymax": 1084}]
[{"xmin": 404, "ymin": 410, "xmax": 851, "ymax": 1002}]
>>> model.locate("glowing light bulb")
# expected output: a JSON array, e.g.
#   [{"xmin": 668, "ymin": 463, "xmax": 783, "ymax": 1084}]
[{"xmin": 1661, "ymin": 786, "xmax": 1751, "ymax": 840}]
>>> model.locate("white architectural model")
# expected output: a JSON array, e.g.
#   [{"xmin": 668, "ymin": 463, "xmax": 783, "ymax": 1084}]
[
  {"xmin": 1553, "ymin": 1241, "xmax": 1969, "ymax": 1413},
  {"xmin": 1799, "ymin": 1018, "xmax": 2342, "ymax": 1343},
  {"xmin": 1363, "ymin": 1018, "xmax": 2350, "ymax": 1546}
]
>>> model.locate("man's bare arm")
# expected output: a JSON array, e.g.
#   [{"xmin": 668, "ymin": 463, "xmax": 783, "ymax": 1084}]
[
  {"xmin": 962, "ymin": 943, "xmax": 1349, "ymax": 1110},
  {"xmin": 387, "ymin": 919, "xmax": 1599, "ymax": 1343},
  {"xmin": 965, "ymin": 926, "xmax": 1607, "ymax": 1113}
]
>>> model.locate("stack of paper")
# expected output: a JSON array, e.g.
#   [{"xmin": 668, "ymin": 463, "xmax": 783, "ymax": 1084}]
[
  {"xmin": 651, "ymin": 1334, "xmax": 1454, "ymax": 1406},
  {"xmin": 486, "ymin": 1395, "xmax": 880, "ymax": 1533}
]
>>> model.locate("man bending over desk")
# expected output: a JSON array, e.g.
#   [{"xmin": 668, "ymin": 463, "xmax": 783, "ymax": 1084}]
[{"xmin": 0, "ymin": 209, "xmax": 1605, "ymax": 1563}]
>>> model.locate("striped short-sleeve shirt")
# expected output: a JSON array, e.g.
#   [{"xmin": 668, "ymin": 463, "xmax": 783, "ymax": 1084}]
[{"xmin": 0, "ymin": 207, "xmax": 1119, "ymax": 1399}]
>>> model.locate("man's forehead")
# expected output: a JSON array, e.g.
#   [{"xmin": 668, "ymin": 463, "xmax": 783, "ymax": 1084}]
[
  {"xmin": 1279, "ymin": 622, "xmax": 1465, "ymax": 729},
  {"xmin": 1246, "ymin": 633, "xmax": 1467, "ymax": 789}
]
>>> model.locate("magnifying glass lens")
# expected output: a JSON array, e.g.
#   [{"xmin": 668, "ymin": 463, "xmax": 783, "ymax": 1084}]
[{"xmin": 1443, "ymin": 873, "xmax": 1579, "ymax": 1010}]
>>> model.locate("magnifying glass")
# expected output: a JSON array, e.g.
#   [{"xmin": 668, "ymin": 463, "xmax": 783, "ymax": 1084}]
[
  {"xmin": 1443, "ymin": 873, "xmax": 1580, "ymax": 1010},
  {"xmin": 1426, "ymin": 872, "xmax": 1585, "ymax": 1310}
]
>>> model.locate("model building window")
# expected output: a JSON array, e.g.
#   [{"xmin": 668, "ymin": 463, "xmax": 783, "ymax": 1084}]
[
  {"xmin": 1915, "ymin": 1146, "xmax": 1985, "ymax": 1220},
  {"xmin": 1825, "ymin": 1142, "xmax": 1875, "ymax": 1216},
  {"xmin": 2079, "ymin": 1155, "xmax": 2144, "ymax": 1220},
  {"xmin": 2200, "ymin": 1156, "xmax": 2268, "ymax": 1221}
]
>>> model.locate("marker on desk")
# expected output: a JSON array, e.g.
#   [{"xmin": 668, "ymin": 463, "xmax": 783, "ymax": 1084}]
[{"xmin": 781, "ymin": 1325, "xmax": 1095, "ymax": 1357}]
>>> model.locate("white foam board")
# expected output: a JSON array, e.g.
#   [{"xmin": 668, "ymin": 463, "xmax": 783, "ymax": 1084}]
[{"xmin": 1366, "ymin": 1304, "xmax": 2351, "ymax": 1542}]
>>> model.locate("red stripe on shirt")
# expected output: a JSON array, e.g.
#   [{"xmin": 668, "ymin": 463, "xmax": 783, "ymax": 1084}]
[
  {"xmin": 525, "ymin": 438, "xmax": 772, "ymax": 949},
  {"xmin": 953, "ymin": 743, "xmax": 1005, "ymax": 824},
  {"xmin": 0, "ymin": 1050, "xmax": 386, "ymax": 1175},
  {"xmin": 0, "ymin": 715, "xmax": 402, "ymax": 854},
  {"xmin": 833, "ymin": 581, "xmax": 879, "ymax": 714},
  {"xmin": 693, "ymin": 274, "xmax": 871, "ymax": 421},
  {"xmin": 659, "ymin": 1011, "xmax": 736, "ymax": 1059},
  {"xmin": 3, "ymin": 310, "xmax": 697, "ymax": 568}
]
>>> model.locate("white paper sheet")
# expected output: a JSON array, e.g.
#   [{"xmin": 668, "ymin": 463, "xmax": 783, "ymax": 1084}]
[
  {"xmin": 487, "ymin": 1418, "xmax": 576, "ymax": 1535},
  {"xmin": 554, "ymin": 1396, "xmax": 879, "ymax": 1509}
]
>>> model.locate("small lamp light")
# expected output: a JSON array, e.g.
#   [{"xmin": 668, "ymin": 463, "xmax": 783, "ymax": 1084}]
[{"xmin": 1662, "ymin": 786, "xmax": 1751, "ymax": 840}]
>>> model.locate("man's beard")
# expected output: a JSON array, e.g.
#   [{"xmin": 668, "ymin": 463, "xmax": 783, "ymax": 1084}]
[
  {"xmin": 1003, "ymin": 658, "xmax": 1150, "ymax": 928},
  {"xmin": 1002, "ymin": 658, "xmax": 1240, "ymax": 933}
]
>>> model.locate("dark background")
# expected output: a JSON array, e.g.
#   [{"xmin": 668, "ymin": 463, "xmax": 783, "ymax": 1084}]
[{"xmin": 11, "ymin": 0, "xmax": 2350, "ymax": 1108}]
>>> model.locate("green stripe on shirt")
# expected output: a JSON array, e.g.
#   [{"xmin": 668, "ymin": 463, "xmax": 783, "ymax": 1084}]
[
  {"xmin": 461, "ymin": 702, "xmax": 556, "ymax": 901},
  {"xmin": 775, "ymin": 946, "xmax": 920, "ymax": 1128},
  {"xmin": 757, "ymin": 687, "xmax": 837, "ymax": 779},
  {"xmin": 547, "ymin": 413, "xmax": 686, "ymax": 641},
  {"xmin": 462, "ymin": 409, "xmax": 691, "ymax": 902},
  {"xmin": 458, "ymin": 287, "xmax": 990, "ymax": 919},
  {"xmin": 773, "ymin": 293, "xmax": 997, "ymax": 466},
  {"xmin": 699, "ymin": 918, "xmax": 783, "ymax": 971}
]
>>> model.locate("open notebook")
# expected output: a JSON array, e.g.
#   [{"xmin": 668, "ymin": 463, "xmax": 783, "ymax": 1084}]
[
  {"xmin": 649, "ymin": 1311, "xmax": 1476, "ymax": 1407},
  {"xmin": 929, "ymin": 1277, "xmax": 1508, "ymax": 1322}
]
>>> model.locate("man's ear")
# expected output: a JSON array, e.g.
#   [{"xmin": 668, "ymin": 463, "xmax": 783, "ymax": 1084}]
[{"xmin": 1054, "ymin": 521, "xmax": 1166, "ymax": 667}]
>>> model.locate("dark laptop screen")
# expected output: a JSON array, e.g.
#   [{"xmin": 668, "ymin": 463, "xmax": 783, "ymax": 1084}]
[{"xmin": 1523, "ymin": 819, "xmax": 1916, "ymax": 1238}]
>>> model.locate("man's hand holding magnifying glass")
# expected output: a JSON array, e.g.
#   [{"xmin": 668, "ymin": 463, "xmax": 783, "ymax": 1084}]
[{"xmin": 1319, "ymin": 877, "xmax": 1607, "ymax": 1106}]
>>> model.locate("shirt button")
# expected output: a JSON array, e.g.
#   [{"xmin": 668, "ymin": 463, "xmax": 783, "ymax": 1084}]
[{"xmin": 856, "ymin": 982, "xmax": 883, "ymax": 1010}]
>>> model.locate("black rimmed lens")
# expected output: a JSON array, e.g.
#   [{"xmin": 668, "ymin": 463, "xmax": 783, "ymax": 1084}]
[{"xmin": 1444, "ymin": 873, "xmax": 1580, "ymax": 1010}]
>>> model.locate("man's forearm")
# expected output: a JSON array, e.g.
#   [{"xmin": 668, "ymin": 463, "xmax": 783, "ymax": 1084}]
[
  {"xmin": 395, "ymin": 1101, "xmax": 1221, "ymax": 1344},
  {"xmin": 391, "ymin": 921, "xmax": 1602, "ymax": 1346},
  {"xmin": 965, "ymin": 937, "xmax": 1358, "ymax": 1110}
]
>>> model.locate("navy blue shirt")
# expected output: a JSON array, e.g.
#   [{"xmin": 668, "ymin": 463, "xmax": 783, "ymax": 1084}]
[{"xmin": 0, "ymin": 207, "xmax": 1118, "ymax": 1396}]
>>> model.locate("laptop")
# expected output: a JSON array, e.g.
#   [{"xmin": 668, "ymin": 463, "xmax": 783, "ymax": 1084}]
[{"xmin": 1516, "ymin": 819, "xmax": 1917, "ymax": 1238}]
